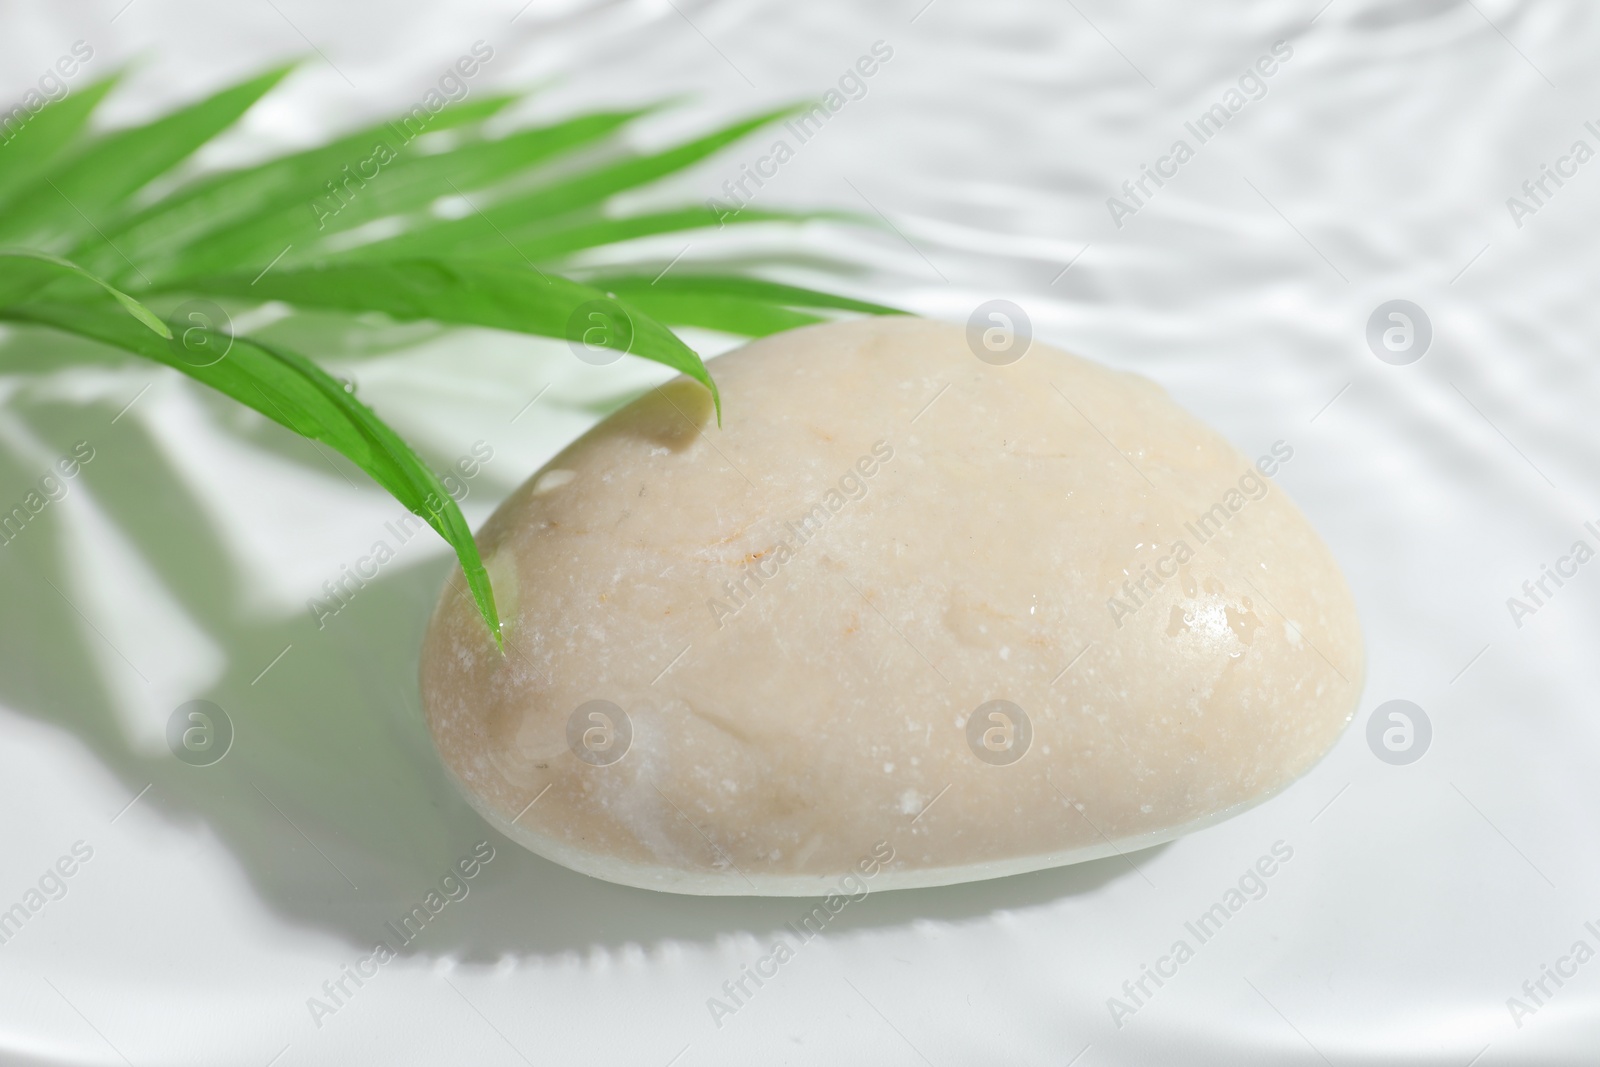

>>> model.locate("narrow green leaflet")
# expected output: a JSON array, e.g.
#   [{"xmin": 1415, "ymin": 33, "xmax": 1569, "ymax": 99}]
[
  {"xmin": 326, "ymin": 108, "xmax": 796, "ymax": 265},
  {"xmin": 0, "ymin": 250, "xmax": 170, "ymax": 337},
  {"xmin": 331, "ymin": 206, "xmax": 817, "ymax": 267},
  {"xmin": 587, "ymin": 273, "xmax": 904, "ymax": 334},
  {"xmin": 0, "ymin": 300, "xmax": 502, "ymax": 646},
  {"xmin": 602, "ymin": 289, "xmax": 825, "ymax": 337},
  {"xmin": 0, "ymin": 66, "xmax": 292, "ymax": 250},
  {"xmin": 167, "ymin": 259, "xmax": 721, "ymax": 415},
  {"xmin": 480, "ymin": 106, "xmax": 799, "ymax": 227},
  {"xmin": 589, "ymin": 274, "xmax": 905, "ymax": 316},
  {"xmin": 78, "ymin": 93, "xmax": 520, "ymax": 279},
  {"xmin": 0, "ymin": 74, "xmax": 121, "ymax": 207},
  {"xmin": 129, "ymin": 108, "xmax": 651, "ymax": 285}
]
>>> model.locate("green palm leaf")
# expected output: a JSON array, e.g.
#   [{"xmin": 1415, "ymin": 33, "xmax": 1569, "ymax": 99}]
[
  {"xmin": 177, "ymin": 259, "xmax": 720, "ymax": 414},
  {"xmin": 0, "ymin": 66, "xmax": 894, "ymax": 646},
  {"xmin": 586, "ymin": 273, "xmax": 904, "ymax": 336}
]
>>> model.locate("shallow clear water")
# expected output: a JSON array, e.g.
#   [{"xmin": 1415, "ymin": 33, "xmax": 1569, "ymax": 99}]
[{"xmin": 2, "ymin": 0, "xmax": 1599, "ymax": 1062}]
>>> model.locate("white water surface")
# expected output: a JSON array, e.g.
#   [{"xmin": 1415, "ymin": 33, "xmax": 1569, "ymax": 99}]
[{"xmin": 2, "ymin": 0, "xmax": 1599, "ymax": 1063}]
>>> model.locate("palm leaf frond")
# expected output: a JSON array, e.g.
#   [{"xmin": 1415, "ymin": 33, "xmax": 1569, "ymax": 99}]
[{"xmin": 0, "ymin": 68, "xmax": 896, "ymax": 645}]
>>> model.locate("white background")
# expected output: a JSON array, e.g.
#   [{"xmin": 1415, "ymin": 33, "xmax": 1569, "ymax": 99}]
[{"xmin": 2, "ymin": 0, "xmax": 1599, "ymax": 1063}]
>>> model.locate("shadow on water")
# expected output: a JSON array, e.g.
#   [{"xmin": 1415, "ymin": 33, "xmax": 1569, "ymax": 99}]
[{"xmin": 0, "ymin": 322, "xmax": 1157, "ymax": 966}]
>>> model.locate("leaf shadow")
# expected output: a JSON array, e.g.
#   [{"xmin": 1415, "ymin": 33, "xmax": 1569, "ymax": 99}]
[{"xmin": 0, "ymin": 331, "xmax": 1154, "ymax": 970}]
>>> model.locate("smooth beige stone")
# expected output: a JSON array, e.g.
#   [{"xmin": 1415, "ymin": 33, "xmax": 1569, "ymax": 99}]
[{"xmin": 421, "ymin": 317, "xmax": 1364, "ymax": 895}]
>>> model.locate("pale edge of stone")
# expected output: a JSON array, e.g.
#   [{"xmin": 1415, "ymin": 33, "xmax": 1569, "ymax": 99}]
[{"xmin": 446, "ymin": 753, "xmax": 1324, "ymax": 897}]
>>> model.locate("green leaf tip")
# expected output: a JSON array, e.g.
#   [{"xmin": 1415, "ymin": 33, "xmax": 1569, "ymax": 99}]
[{"xmin": 0, "ymin": 250, "xmax": 170, "ymax": 337}]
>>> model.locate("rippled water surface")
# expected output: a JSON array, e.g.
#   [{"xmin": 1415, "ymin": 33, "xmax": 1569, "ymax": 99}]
[{"xmin": 3, "ymin": 1, "xmax": 1599, "ymax": 1062}]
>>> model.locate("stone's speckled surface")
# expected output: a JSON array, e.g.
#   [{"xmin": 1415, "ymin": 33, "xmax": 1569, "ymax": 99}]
[{"xmin": 420, "ymin": 317, "xmax": 1364, "ymax": 895}]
